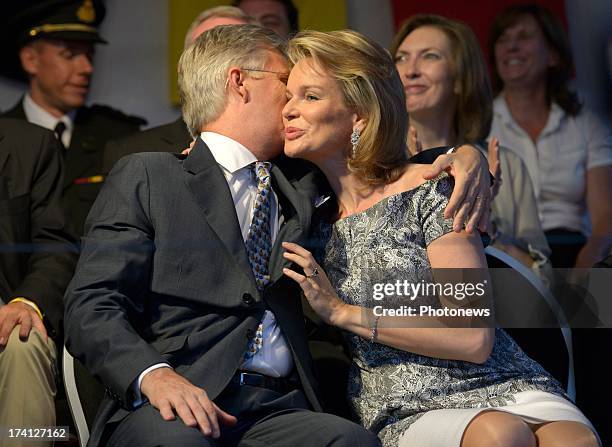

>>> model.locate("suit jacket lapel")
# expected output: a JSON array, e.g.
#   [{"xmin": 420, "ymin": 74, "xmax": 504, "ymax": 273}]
[
  {"xmin": 182, "ymin": 138, "xmax": 255, "ymax": 287},
  {"xmin": 268, "ymin": 163, "xmax": 313, "ymax": 283},
  {"xmin": 63, "ymin": 111, "xmax": 100, "ymax": 188}
]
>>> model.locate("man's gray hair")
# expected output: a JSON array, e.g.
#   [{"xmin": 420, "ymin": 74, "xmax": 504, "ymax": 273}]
[
  {"xmin": 178, "ymin": 24, "xmax": 286, "ymax": 138},
  {"xmin": 183, "ymin": 6, "xmax": 256, "ymax": 48}
]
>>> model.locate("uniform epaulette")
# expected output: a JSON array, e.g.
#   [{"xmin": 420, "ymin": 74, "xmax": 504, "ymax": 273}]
[{"xmin": 87, "ymin": 104, "xmax": 148, "ymax": 126}]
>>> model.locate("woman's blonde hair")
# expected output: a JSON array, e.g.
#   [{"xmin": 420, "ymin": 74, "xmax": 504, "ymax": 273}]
[
  {"xmin": 391, "ymin": 14, "xmax": 492, "ymax": 144},
  {"xmin": 288, "ymin": 29, "xmax": 409, "ymax": 185}
]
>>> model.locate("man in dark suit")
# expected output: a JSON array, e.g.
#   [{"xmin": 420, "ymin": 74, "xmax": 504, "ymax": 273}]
[
  {"xmin": 0, "ymin": 0, "xmax": 146, "ymax": 236},
  {"xmin": 64, "ymin": 25, "xmax": 381, "ymax": 447},
  {"xmin": 0, "ymin": 118, "xmax": 77, "ymax": 440}
]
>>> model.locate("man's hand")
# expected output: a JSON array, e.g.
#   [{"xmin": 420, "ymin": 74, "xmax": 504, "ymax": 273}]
[
  {"xmin": 423, "ymin": 144, "xmax": 491, "ymax": 233},
  {"xmin": 0, "ymin": 301, "xmax": 47, "ymax": 347},
  {"xmin": 140, "ymin": 367, "xmax": 237, "ymax": 438}
]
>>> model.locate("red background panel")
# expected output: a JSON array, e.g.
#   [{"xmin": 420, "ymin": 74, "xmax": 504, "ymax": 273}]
[{"xmin": 391, "ymin": 0, "xmax": 567, "ymax": 61}]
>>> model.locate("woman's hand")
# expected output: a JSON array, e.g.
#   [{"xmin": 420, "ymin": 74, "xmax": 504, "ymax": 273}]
[
  {"xmin": 282, "ymin": 242, "xmax": 348, "ymax": 326},
  {"xmin": 182, "ymin": 140, "xmax": 196, "ymax": 155}
]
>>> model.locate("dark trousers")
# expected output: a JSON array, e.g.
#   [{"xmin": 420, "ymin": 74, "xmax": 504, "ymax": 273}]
[
  {"xmin": 106, "ymin": 382, "xmax": 379, "ymax": 447},
  {"xmin": 545, "ymin": 228, "xmax": 586, "ymax": 268}
]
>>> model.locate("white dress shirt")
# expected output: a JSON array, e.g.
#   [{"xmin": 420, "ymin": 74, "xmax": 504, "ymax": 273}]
[
  {"xmin": 489, "ymin": 96, "xmax": 612, "ymax": 235},
  {"xmin": 134, "ymin": 132, "xmax": 294, "ymax": 405},
  {"xmin": 23, "ymin": 93, "xmax": 74, "ymax": 148},
  {"xmin": 201, "ymin": 132, "xmax": 293, "ymax": 377}
]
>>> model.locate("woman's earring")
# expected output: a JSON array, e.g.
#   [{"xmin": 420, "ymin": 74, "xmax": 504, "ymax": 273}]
[{"xmin": 351, "ymin": 128, "xmax": 361, "ymax": 159}]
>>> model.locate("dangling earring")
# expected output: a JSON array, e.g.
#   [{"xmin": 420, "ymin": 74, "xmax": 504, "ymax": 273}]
[{"xmin": 350, "ymin": 128, "xmax": 361, "ymax": 159}]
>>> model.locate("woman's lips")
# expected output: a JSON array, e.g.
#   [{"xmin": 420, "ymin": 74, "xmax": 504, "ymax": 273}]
[
  {"xmin": 404, "ymin": 85, "xmax": 427, "ymax": 95},
  {"xmin": 284, "ymin": 127, "xmax": 305, "ymax": 140}
]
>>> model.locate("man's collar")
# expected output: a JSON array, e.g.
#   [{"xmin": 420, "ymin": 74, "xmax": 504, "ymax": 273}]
[
  {"xmin": 23, "ymin": 93, "xmax": 75, "ymax": 133},
  {"xmin": 200, "ymin": 131, "xmax": 257, "ymax": 174}
]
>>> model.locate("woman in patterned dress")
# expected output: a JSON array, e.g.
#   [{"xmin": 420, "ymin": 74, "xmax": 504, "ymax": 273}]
[{"xmin": 280, "ymin": 29, "xmax": 599, "ymax": 447}]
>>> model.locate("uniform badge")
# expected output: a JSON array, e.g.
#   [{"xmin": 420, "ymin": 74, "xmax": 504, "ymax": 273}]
[{"xmin": 77, "ymin": 0, "xmax": 96, "ymax": 23}]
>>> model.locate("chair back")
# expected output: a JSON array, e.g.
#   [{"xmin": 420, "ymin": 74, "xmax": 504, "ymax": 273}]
[{"xmin": 485, "ymin": 246, "xmax": 575, "ymax": 400}]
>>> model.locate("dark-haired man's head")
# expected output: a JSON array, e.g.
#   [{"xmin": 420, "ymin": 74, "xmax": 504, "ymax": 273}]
[{"xmin": 232, "ymin": 0, "xmax": 298, "ymax": 38}]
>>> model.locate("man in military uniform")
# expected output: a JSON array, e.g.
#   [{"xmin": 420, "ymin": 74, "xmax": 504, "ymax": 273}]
[
  {"xmin": 0, "ymin": 119, "xmax": 77, "ymax": 446},
  {"xmin": 0, "ymin": 0, "xmax": 146, "ymax": 235}
]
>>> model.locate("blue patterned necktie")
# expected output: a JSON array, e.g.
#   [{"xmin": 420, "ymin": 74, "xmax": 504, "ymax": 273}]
[{"xmin": 244, "ymin": 161, "xmax": 272, "ymax": 358}]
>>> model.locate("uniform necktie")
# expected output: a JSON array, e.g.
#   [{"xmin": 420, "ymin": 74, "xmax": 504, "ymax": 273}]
[
  {"xmin": 244, "ymin": 161, "xmax": 272, "ymax": 358},
  {"xmin": 54, "ymin": 121, "xmax": 67, "ymax": 151}
]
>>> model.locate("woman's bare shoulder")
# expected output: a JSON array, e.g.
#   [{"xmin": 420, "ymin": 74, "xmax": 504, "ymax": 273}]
[{"xmin": 394, "ymin": 163, "xmax": 438, "ymax": 192}]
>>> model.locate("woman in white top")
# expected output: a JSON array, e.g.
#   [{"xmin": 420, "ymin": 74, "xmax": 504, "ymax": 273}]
[
  {"xmin": 488, "ymin": 5, "xmax": 612, "ymax": 445},
  {"xmin": 488, "ymin": 4, "xmax": 612, "ymax": 269}
]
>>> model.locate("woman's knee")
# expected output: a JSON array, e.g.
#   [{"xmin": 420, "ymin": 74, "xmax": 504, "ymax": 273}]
[
  {"xmin": 462, "ymin": 411, "xmax": 536, "ymax": 447},
  {"xmin": 534, "ymin": 421, "xmax": 600, "ymax": 447}
]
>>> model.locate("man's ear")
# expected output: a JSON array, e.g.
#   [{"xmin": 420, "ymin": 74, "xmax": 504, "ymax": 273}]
[
  {"xmin": 227, "ymin": 67, "xmax": 249, "ymax": 103},
  {"xmin": 19, "ymin": 45, "xmax": 40, "ymax": 77}
]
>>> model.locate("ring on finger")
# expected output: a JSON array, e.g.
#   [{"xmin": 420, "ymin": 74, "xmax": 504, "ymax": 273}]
[{"xmin": 305, "ymin": 267, "xmax": 319, "ymax": 279}]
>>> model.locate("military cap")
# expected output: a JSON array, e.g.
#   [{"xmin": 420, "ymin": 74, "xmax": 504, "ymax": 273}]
[{"xmin": 0, "ymin": 0, "xmax": 106, "ymax": 81}]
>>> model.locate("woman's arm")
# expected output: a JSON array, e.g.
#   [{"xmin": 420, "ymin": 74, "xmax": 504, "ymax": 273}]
[
  {"xmin": 575, "ymin": 165, "xmax": 612, "ymax": 268},
  {"xmin": 283, "ymin": 231, "xmax": 494, "ymax": 364},
  {"xmin": 490, "ymin": 147, "xmax": 553, "ymax": 284},
  {"xmin": 358, "ymin": 231, "xmax": 493, "ymax": 363}
]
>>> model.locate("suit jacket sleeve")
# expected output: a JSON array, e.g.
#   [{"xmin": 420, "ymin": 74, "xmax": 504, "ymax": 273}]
[
  {"xmin": 11, "ymin": 131, "xmax": 77, "ymax": 337},
  {"xmin": 64, "ymin": 155, "xmax": 169, "ymax": 406},
  {"xmin": 408, "ymin": 146, "xmax": 450, "ymax": 164}
]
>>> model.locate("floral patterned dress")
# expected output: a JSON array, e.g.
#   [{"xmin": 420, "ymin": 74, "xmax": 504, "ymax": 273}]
[{"xmin": 316, "ymin": 174, "xmax": 566, "ymax": 446}]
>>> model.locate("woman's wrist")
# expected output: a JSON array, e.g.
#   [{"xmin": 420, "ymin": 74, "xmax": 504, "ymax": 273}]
[{"xmin": 329, "ymin": 302, "xmax": 355, "ymax": 328}]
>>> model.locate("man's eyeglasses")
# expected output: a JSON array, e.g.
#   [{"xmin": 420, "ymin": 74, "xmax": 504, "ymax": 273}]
[{"xmin": 242, "ymin": 68, "xmax": 289, "ymax": 85}]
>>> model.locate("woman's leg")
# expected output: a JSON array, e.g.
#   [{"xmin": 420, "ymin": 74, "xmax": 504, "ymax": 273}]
[
  {"xmin": 460, "ymin": 411, "xmax": 536, "ymax": 447},
  {"xmin": 533, "ymin": 421, "xmax": 600, "ymax": 447}
]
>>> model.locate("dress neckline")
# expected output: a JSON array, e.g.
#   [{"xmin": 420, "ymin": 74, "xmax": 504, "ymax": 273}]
[{"xmin": 333, "ymin": 175, "xmax": 443, "ymax": 226}]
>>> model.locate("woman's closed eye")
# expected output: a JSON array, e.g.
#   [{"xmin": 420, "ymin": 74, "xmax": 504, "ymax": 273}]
[{"xmin": 305, "ymin": 93, "xmax": 320, "ymax": 101}]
